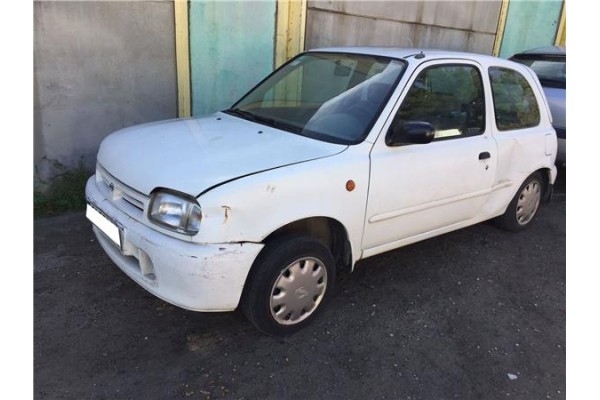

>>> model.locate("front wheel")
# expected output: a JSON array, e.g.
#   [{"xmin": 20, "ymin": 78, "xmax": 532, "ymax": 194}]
[
  {"xmin": 495, "ymin": 172, "xmax": 544, "ymax": 232},
  {"xmin": 241, "ymin": 235, "xmax": 336, "ymax": 336}
]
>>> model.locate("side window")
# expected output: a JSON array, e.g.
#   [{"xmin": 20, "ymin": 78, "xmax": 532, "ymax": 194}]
[
  {"xmin": 395, "ymin": 64, "xmax": 485, "ymax": 141},
  {"xmin": 489, "ymin": 67, "xmax": 540, "ymax": 130}
]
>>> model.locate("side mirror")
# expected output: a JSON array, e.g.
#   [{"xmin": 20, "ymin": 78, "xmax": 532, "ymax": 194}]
[{"xmin": 385, "ymin": 121, "xmax": 435, "ymax": 146}]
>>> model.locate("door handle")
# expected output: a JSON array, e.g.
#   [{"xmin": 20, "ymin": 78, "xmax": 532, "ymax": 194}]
[{"xmin": 478, "ymin": 151, "xmax": 491, "ymax": 160}]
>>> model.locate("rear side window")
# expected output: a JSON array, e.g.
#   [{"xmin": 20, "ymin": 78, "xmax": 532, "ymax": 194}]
[
  {"xmin": 513, "ymin": 58, "xmax": 566, "ymax": 89},
  {"xmin": 489, "ymin": 67, "xmax": 540, "ymax": 131}
]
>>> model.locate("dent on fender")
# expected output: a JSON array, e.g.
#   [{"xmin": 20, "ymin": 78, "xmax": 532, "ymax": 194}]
[{"xmin": 500, "ymin": 137, "xmax": 529, "ymax": 173}]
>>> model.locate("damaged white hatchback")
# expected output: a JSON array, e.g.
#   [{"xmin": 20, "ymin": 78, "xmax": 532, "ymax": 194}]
[{"xmin": 86, "ymin": 48, "xmax": 557, "ymax": 336}]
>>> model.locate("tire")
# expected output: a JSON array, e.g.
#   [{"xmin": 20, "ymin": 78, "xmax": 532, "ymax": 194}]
[
  {"xmin": 241, "ymin": 235, "xmax": 336, "ymax": 336},
  {"xmin": 495, "ymin": 172, "xmax": 544, "ymax": 232}
]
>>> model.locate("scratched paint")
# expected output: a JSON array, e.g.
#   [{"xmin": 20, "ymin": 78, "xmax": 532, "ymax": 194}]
[
  {"xmin": 222, "ymin": 206, "xmax": 231, "ymax": 223},
  {"xmin": 189, "ymin": 0, "xmax": 277, "ymax": 116}
]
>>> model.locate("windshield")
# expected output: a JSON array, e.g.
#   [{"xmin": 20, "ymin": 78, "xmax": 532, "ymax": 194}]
[
  {"xmin": 512, "ymin": 57, "xmax": 566, "ymax": 89},
  {"xmin": 226, "ymin": 52, "xmax": 407, "ymax": 144}
]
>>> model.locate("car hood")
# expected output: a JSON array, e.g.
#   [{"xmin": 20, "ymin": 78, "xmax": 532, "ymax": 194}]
[{"xmin": 97, "ymin": 112, "xmax": 347, "ymax": 196}]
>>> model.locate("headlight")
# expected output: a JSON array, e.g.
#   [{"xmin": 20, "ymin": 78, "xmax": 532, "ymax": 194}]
[{"xmin": 148, "ymin": 190, "xmax": 202, "ymax": 235}]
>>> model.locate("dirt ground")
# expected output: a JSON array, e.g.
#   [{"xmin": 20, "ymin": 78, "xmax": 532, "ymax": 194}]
[{"xmin": 34, "ymin": 170, "xmax": 565, "ymax": 399}]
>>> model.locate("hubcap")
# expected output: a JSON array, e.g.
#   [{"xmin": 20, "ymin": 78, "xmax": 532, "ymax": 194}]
[
  {"xmin": 516, "ymin": 180, "xmax": 541, "ymax": 225},
  {"xmin": 270, "ymin": 257, "xmax": 327, "ymax": 325}
]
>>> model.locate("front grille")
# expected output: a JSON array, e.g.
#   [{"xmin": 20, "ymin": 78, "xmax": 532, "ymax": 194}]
[{"xmin": 96, "ymin": 164, "xmax": 148, "ymax": 220}]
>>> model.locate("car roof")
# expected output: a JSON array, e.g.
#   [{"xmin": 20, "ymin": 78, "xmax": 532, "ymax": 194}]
[
  {"xmin": 306, "ymin": 47, "xmax": 519, "ymax": 67},
  {"xmin": 512, "ymin": 46, "xmax": 566, "ymax": 56}
]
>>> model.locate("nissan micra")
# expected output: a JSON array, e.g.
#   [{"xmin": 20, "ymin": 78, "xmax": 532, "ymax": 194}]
[{"xmin": 86, "ymin": 48, "xmax": 557, "ymax": 336}]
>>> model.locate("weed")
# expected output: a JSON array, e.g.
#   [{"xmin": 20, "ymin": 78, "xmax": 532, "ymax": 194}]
[{"xmin": 34, "ymin": 162, "xmax": 91, "ymax": 219}]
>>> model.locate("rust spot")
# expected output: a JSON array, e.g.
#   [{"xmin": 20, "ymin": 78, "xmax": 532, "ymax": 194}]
[{"xmin": 222, "ymin": 206, "xmax": 231, "ymax": 223}]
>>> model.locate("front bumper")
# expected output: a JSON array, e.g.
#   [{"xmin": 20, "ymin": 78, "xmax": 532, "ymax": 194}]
[{"xmin": 85, "ymin": 176, "xmax": 264, "ymax": 312}]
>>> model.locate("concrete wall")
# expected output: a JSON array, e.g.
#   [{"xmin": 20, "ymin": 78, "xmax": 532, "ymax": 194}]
[
  {"xmin": 499, "ymin": 0, "xmax": 563, "ymax": 58},
  {"xmin": 34, "ymin": 0, "xmax": 178, "ymax": 185},
  {"xmin": 189, "ymin": 0, "xmax": 277, "ymax": 116},
  {"xmin": 305, "ymin": 0, "xmax": 502, "ymax": 55}
]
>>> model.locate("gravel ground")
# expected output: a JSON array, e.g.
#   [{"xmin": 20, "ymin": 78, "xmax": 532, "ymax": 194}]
[{"xmin": 34, "ymin": 170, "xmax": 565, "ymax": 399}]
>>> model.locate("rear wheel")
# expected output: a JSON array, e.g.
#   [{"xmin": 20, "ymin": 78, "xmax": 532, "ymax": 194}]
[
  {"xmin": 495, "ymin": 172, "xmax": 543, "ymax": 232},
  {"xmin": 241, "ymin": 235, "xmax": 336, "ymax": 336}
]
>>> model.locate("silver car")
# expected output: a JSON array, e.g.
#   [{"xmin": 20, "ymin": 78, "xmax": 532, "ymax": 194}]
[{"xmin": 510, "ymin": 46, "xmax": 566, "ymax": 166}]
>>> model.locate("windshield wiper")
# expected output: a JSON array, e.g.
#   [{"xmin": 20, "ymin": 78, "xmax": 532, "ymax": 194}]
[
  {"xmin": 254, "ymin": 115, "xmax": 302, "ymax": 133},
  {"xmin": 225, "ymin": 108, "xmax": 259, "ymax": 123},
  {"xmin": 225, "ymin": 108, "xmax": 302, "ymax": 133}
]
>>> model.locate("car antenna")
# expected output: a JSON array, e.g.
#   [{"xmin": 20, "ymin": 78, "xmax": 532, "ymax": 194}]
[{"xmin": 405, "ymin": 50, "xmax": 426, "ymax": 59}]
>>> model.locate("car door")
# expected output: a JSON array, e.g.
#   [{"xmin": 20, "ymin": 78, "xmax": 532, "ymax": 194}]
[{"xmin": 362, "ymin": 60, "xmax": 497, "ymax": 256}]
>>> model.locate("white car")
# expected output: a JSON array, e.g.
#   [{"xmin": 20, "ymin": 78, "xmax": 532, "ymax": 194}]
[{"xmin": 86, "ymin": 48, "xmax": 557, "ymax": 336}]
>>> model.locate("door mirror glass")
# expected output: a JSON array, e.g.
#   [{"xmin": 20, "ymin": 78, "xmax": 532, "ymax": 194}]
[{"xmin": 386, "ymin": 121, "xmax": 435, "ymax": 146}]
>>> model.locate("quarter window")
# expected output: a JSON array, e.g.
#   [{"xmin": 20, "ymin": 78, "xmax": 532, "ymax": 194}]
[
  {"xmin": 489, "ymin": 67, "xmax": 540, "ymax": 130},
  {"xmin": 394, "ymin": 64, "xmax": 485, "ymax": 141}
]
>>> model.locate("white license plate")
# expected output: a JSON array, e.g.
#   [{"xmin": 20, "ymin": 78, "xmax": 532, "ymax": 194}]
[{"xmin": 86, "ymin": 204, "xmax": 121, "ymax": 249}]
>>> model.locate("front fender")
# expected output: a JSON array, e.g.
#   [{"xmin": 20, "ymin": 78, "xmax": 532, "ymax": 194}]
[{"xmin": 194, "ymin": 145, "xmax": 371, "ymax": 264}]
